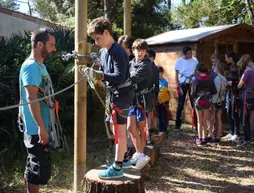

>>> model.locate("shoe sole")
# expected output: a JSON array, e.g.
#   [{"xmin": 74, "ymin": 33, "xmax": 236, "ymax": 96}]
[
  {"xmin": 134, "ymin": 158, "xmax": 151, "ymax": 170},
  {"xmin": 122, "ymin": 165, "xmax": 132, "ymax": 169},
  {"xmin": 98, "ymin": 174, "xmax": 124, "ymax": 180}
]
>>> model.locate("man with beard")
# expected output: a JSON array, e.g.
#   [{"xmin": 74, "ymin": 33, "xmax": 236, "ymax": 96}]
[{"xmin": 19, "ymin": 28, "xmax": 56, "ymax": 193}]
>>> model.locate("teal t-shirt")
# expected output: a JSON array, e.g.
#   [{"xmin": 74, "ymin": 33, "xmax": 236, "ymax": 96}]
[{"xmin": 19, "ymin": 58, "xmax": 51, "ymax": 135}]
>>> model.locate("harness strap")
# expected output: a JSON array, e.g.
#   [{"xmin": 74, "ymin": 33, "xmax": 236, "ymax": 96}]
[
  {"xmin": 110, "ymin": 81, "xmax": 132, "ymax": 92},
  {"xmin": 112, "ymin": 105, "xmax": 123, "ymax": 144}
]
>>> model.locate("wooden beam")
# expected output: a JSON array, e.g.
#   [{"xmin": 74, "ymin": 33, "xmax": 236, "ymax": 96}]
[
  {"xmin": 74, "ymin": 0, "xmax": 87, "ymax": 191},
  {"xmin": 124, "ymin": 0, "xmax": 132, "ymax": 35}
]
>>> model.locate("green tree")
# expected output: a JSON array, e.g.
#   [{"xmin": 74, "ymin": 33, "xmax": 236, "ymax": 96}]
[
  {"xmin": 31, "ymin": 0, "xmax": 170, "ymax": 38},
  {"xmin": 0, "ymin": 0, "xmax": 19, "ymax": 10},
  {"xmin": 171, "ymin": 0, "xmax": 254, "ymax": 28}
]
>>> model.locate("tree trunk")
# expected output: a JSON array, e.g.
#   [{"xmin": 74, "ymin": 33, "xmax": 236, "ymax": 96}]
[
  {"xmin": 167, "ymin": 0, "xmax": 171, "ymax": 8},
  {"xmin": 182, "ymin": 0, "xmax": 185, "ymax": 6},
  {"xmin": 82, "ymin": 166, "xmax": 145, "ymax": 193},
  {"xmin": 245, "ymin": 0, "xmax": 254, "ymax": 26},
  {"xmin": 104, "ymin": 0, "xmax": 116, "ymax": 22}
]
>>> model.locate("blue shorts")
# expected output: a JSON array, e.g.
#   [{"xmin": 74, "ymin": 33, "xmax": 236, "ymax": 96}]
[{"xmin": 128, "ymin": 106, "xmax": 146, "ymax": 122}]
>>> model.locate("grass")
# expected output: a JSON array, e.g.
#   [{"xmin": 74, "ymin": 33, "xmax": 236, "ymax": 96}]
[{"xmin": 1, "ymin": 125, "xmax": 254, "ymax": 193}]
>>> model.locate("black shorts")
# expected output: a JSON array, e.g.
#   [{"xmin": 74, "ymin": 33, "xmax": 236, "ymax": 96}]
[
  {"xmin": 106, "ymin": 87, "xmax": 133, "ymax": 124},
  {"xmin": 246, "ymin": 98, "xmax": 254, "ymax": 111},
  {"xmin": 24, "ymin": 134, "xmax": 52, "ymax": 185},
  {"xmin": 214, "ymin": 101, "xmax": 225, "ymax": 110}
]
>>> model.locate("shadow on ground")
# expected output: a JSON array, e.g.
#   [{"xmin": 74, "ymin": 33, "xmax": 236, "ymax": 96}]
[{"xmin": 143, "ymin": 125, "xmax": 254, "ymax": 193}]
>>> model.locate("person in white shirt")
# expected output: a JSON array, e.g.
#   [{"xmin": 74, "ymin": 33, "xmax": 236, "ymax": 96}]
[{"xmin": 174, "ymin": 46, "xmax": 198, "ymax": 134}]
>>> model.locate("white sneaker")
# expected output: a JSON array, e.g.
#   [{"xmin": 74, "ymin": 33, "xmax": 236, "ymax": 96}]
[
  {"xmin": 135, "ymin": 155, "xmax": 151, "ymax": 170},
  {"xmin": 229, "ymin": 134, "xmax": 240, "ymax": 143},
  {"xmin": 130, "ymin": 152, "xmax": 138, "ymax": 165},
  {"xmin": 221, "ymin": 133, "xmax": 233, "ymax": 141}
]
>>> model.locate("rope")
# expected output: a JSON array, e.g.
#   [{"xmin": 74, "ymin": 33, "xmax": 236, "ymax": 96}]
[{"xmin": 0, "ymin": 76, "xmax": 86, "ymax": 111}]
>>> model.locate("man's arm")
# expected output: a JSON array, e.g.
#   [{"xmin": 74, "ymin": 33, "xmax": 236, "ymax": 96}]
[
  {"xmin": 25, "ymin": 85, "xmax": 49, "ymax": 145},
  {"xmin": 175, "ymin": 70, "xmax": 180, "ymax": 87}
]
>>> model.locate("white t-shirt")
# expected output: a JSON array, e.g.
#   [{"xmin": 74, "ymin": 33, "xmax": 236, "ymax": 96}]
[
  {"xmin": 212, "ymin": 73, "xmax": 227, "ymax": 103},
  {"xmin": 174, "ymin": 57, "xmax": 198, "ymax": 84}
]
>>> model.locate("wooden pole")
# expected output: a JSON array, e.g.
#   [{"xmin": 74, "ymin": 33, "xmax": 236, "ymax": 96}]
[
  {"xmin": 74, "ymin": 0, "xmax": 87, "ymax": 191},
  {"xmin": 124, "ymin": 0, "xmax": 132, "ymax": 35}
]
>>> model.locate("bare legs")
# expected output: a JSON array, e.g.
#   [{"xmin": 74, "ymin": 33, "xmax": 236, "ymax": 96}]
[
  {"xmin": 196, "ymin": 109, "xmax": 209, "ymax": 139},
  {"xmin": 127, "ymin": 116, "xmax": 145, "ymax": 153},
  {"xmin": 114, "ymin": 124, "xmax": 127, "ymax": 161}
]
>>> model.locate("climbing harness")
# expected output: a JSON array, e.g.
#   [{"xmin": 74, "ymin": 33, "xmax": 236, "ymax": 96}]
[
  {"xmin": 241, "ymin": 88, "xmax": 254, "ymax": 127},
  {"xmin": 179, "ymin": 74, "xmax": 195, "ymax": 124},
  {"xmin": 18, "ymin": 58, "xmax": 70, "ymax": 154}
]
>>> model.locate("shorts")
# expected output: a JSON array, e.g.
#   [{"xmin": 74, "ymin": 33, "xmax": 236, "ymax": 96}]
[
  {"xmin": 214, "ymin": 100, "xmax": 226, "ymax": 110},
  {"xmin": 128, "ymin": 105, "xmax": 146, "ymax": 122},
  {"xmin": 246, "ymin": 98, "xmax": 254, "ymax": 111},
  {"xmin": 106, "ymin": 87, "xmax": 132, "ymax": 124},
  {"xmin": 195, "ymin": 105, "xmax": 211, "ymax": 111},
  {"xmin": 24, "ymin": 134, "xmax": 52, "ymax": 185}
]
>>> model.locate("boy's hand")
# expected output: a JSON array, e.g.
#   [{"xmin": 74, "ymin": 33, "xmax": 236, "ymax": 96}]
[
  {"xmin": 38, "ymin": 127, "xmax": 49, "ymax": 145},
  {"xmin": 84, "ymin": 67, "xmax": 104, "ymax": 80}
]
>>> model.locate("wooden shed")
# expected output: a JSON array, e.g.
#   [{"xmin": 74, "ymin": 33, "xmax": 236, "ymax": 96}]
[{"xmin": 146, "ymin": 23, "xmax": 254, "ymax": 124}]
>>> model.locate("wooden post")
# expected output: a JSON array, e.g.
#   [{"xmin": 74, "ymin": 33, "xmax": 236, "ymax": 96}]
[
  {"xmin": 74, "ymin": 0, "xmax": 87, "ymax": 192},
  {"xmin": 124, "ymin": 0, "xmax": 132, "ymax": 35}
]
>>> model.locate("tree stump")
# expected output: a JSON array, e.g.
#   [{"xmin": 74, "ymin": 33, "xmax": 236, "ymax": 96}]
[
  {"xmin": 150, "ymin": 132, "xmax": 165, "ymax": 145},
  {"xmin": 83, "ymin": 165, "xmax": 145, "ymax": 193}
]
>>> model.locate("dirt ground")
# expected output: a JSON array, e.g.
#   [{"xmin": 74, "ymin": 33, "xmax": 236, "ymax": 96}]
[
  {"xmin": 1, "ymin": 125, "xmax": 254, "ymax": 193},
  {"xmin": 143, "ymin": 126, "xmax": 254, "ymax": 193}
]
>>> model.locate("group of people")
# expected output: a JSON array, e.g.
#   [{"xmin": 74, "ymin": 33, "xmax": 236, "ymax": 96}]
[
  {"xmin": 85, "ymin": 17, "xmax": 171, "ymax": 180},
  {"xmin": 18, "ymin": 16, "xmax": 254, "ymax": 192},
  {"xmin": 173, "ymin": 48, "xmax": 254, "ymax": 147}
]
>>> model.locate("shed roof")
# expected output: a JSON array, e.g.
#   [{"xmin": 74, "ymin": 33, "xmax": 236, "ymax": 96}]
[{"xmin": 146, "ymin": 24, "xmax": 240, "ymax": 45}]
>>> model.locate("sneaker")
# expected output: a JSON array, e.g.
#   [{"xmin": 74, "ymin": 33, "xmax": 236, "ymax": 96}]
[
  {"xmin": 196, "ymin": 138, "xmax": 202, "ymax": 146},
  {"xmin": 122, "ymin": 160, "xmax": 131, "ymax": 169},
  {"xmin": 98, "ymin": 165, "xmax": 123, "ymax": 180},
  {"xmin": 135, "ymin": 155, "xmax": 151, "ymax": 170},
  {"xmin": 229, "ymin": 135, "xmax": 240, "ymax": 143},
  {"xmin": 236, "ymin": 140, "xmax": 248, "ymax": 147},
  {"xmin": 221, "ymin": 133, "xmax": 233, "ymax": 141},
  {"xmin": 130, "ymin": 152, "xmax": 138, "ymax": 165}
]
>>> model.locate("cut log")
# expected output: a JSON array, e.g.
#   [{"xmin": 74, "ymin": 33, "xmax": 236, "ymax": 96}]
[
  {"xmin": 83, "ymin": 165, "xmax": 145, "ymax": 193},
  {"xmin": 150, "ymin": 132, "xmax": 165, "ymax": 145}
]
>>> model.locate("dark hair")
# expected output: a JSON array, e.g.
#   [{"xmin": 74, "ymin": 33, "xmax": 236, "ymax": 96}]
[
  {"xmin": 118, "ymin": 35, "xmax": 134, "ymax": 49},
  {"xmin": 132, "ymin": 39, "xmax": 148, "ymax": 51},
  {"xmin": 182, "ymin": 46, "xmax": 192, "ymax": 54},
  {"xmin": 158, "ymin": 66, "xmax": 164, "ymax": 73},
  {"xmin": 196, "ymin": 63, "xmax": 208, "ymax": 73},
  {"xmin": 148, "ymin": 50, "xmax": 156, "ymax": 59},
  {"xmin": 225, "ymin": 51, "xmax": 238, "ymax": 64},
  {"xmin": 31, "ymin": 28, "xmax": 52, "ymax": 48},
  {"xmin": 87, "ymin": 17, "xmax": 112, "ymax": 36}
]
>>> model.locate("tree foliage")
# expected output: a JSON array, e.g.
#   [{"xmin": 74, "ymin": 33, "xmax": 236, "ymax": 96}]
[
  {"xmin": 171, "ymin": 0, "xmax": 254, "ymax": 29},
  {"xmin": 31, "ymin": 0, "xmax": 170, "ymax": 38},
  {"xmin": 0, "ymin": 0, "xmax": 19, "ymax": 10}
]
